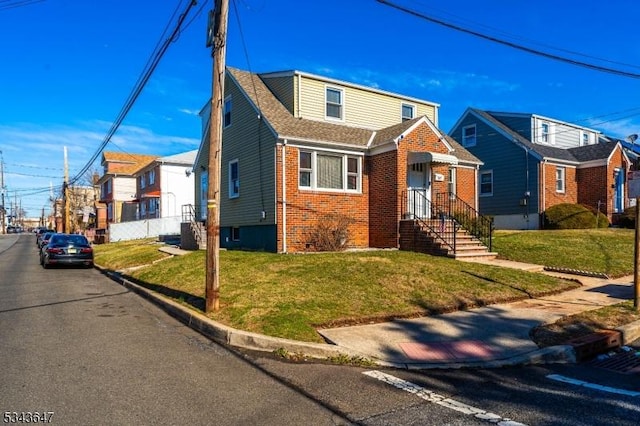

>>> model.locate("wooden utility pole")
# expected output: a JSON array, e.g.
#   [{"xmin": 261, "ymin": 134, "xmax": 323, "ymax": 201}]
[
  {"xmin": 205, "ymin": 0, "xmax": 228, "ymax": 312},
  {"xmin": 0, "ymin": 150, "xmax": 5, "ymax": 234},
  {"xmin": 635, "ymin": 196, "xmax": 640, "ymax": 309},
  {"xmin": 64, "ymin": 146, "xmax": 70, "ymax": 233}
]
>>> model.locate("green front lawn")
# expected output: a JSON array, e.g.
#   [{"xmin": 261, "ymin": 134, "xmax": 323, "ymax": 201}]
[
  {"xmin": 493, "ymin": 228, "xmax": 634, "ymax": 277},
  {"xmin": 94, "ymin": 243, "xmax": 577, "ymax": 342}
]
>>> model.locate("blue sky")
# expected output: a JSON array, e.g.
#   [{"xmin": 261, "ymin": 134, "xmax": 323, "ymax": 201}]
[{"xmin": 1, "ymin": 0, "xmax": 639, "ymax": 218}]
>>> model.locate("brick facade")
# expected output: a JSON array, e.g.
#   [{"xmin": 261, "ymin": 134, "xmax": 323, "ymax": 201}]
[
  {"xmin": 576, "ymin": 145, "xmax": 628, "ymax": 222},
  {"xmin": 540, "ymin": 145, "xmax": 628, "ymax": 223},
  {"xmin": 368, "ymin": 150, "xmax": 400, "ymax": 248},
  {"xmin": 275, "ymin": 122, "xmax": 479, "ymax": 253},
  {"xmin": 276, "ymin": 145, "xmax": 369, "ymax": 252},
  {"xmin": 541, "ymin": 163, "xmax": 577, "ymax": 210}
]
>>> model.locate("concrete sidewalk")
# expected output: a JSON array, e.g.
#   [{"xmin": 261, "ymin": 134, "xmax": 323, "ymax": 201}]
[
  {"xmin": 105, "ymin": 250, "xmax": 640, "ymax": 370},
  {"xmin": 318, "ymin": 267, "xmax": 637, "ymax": 369}
]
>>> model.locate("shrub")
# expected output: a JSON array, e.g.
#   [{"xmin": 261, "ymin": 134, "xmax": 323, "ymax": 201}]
[
  {"xmin": 544, "ymin": 203, "xmax": 607, "ymax": 229},
  {"xmin": 618, "ymin": 206, "xmax": 636, "ymax": 229},
  {"xmin": 582, "ymin": 204, "xmax": 610, "ymax": 229},
  {"xmin": 308, "ymin": 213, "xmax": 353, "ymax": 251}
]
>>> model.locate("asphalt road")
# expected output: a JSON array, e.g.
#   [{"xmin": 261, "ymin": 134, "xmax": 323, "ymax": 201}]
[
  {"xmin": 0, "ymin": 234, "xmax": 348, "ymax": 425},
  {"xmin": 3, "ymin": 233, "xmax": 640, "ymax": 425}
]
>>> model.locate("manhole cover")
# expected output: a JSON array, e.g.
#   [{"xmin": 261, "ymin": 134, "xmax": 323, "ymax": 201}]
[{"xmin": 587, "ymin": 348, "xmax": 640, "ymax": 374}]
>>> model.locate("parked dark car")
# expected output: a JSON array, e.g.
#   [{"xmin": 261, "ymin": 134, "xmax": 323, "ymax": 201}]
[
  {"xmin": 36, "ymin": 228, "xmax": 55, "ymax": 246},
  {"xmin": 41, "ymin": 233, "xmax": 94, "ymax": 269},
  {"xmin": 38, "ymin": 232, "xmax": 56, "ymax": 250}
]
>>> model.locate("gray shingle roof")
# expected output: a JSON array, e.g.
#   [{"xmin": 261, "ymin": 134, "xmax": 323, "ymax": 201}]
[
  {"xmin": 229, "ymin": 67, "xmax": 479, "ymax": 164},
  {"xmin": 568, "ymin": 141, "xmax": 618, "ymax": 162},
  {"xmin": 228, "ymin": 67, "xmax": 372, "ymax": 147}
]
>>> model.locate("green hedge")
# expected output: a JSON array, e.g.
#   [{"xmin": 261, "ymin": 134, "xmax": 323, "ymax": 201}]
[{"xmin": 544, "ymin": 203, "xmax": 609, "ymax": 229}]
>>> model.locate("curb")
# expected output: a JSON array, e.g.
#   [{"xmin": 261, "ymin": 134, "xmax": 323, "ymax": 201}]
[
  {"xmin": 95, "ymin": 264, "xmax": 640, "ymax": 370},
  {"xmin": 543, "ymin": 266, "xmax": 609, "ymax": 279},
  {"xmin": 101, "ymin": 268, "xmax": 375, "ymax": 363},
  {"xmin": 618, "ymin": 321, "xmax": 640, "ymax": 345}
]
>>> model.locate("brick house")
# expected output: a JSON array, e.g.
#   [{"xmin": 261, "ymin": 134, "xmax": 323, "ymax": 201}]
[
  {"xmin": 449, "ymin": 108, "xmax": 630, "ymax": 228},
  {"xmin": 192, "ymin": 67, "xmax": 484, "ymax": 254},
  {"xmin": 96, "ymin": 152, "xmax": 158, "ymax": 223}
]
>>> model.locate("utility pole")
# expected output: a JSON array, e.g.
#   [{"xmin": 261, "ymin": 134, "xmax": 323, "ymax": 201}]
[
  {"xmin": 0, "ymin": 150, "xmax": 5, "ymax": 234},
  {"xmin": 205, "ymin": 0, "xmax": 228, "ymax": 313},
  {"xmin": 64, "ymin": 146, "xmax": 70, "ymax": 233},
  {"xmin": 633, "ymin": 194, "xmax": 640, "ymax": 311}
]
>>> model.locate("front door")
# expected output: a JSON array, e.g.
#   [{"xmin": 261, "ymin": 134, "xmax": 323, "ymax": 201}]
[
  {"xmin": 614, "ymin": 168, "xmax": 624, "ymax": 213},
  {"xmin": 407, "ymin": 163, "xmax": 430, "ymax": 218}
]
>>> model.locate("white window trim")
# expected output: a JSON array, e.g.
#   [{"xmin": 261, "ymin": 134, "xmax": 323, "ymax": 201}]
[
  {"xmin": 401, "ymin": 102, "xmax": 416, "ymax": 122},
  {"xmin": 480, "ymin": 170, "xmax": 493, "ymax": 197},
  {"xmin": 325, "ymin": 86, "xmax": 344, "ymax": 121},
  {"xmin": 228, "ymin": 159, "xmax": 239, "ymax": 199},
  {"xmin": 555, "ymin": 166, "xmax": 566, "ymax": 193},
  {"xmin": 462, "ymin": 124, "xmax": 477, "ymax": 147},
  {"xmin": 223, "ymin": 95, "xmax": 232, "ymax": 128},
  {"xmin": 448, "ymin": 167, "xmax": 457, "ymax": 196},
  {"xmin": 298, "ymin": 149, "xmax": 362, "ymax": 193}
]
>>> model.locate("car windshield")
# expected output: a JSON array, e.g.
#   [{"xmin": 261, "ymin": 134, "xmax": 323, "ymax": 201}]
[{"xmin": 51, "ymin": 234, "xmax": 90, "ymax": 246}]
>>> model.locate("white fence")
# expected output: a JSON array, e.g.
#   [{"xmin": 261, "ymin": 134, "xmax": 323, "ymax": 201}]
[{"xmin": 109, "ymin": 216, "xmax": 182, "ymax": 242}]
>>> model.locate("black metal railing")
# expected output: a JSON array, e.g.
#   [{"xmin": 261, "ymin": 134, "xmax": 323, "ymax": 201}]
[
  {"xmin": 435, "ymin": 192, "xmax": 493, "ymax": 251},
  {"xmin": 402, "ymin": 190, "xmax": 458, "ymax": 254},
  {"xmin": 181, "ymin": 204, "xmax": 205, "ymax": 247}
]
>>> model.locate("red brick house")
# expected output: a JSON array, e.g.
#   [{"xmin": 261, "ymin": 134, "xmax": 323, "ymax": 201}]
[
  {"xmin": 193, "ymin": 68, "xmax": 485, "ymax": 255},
  {"xmin": 450, "ymin": 109, "xmax": 630, "ymax": 228}
]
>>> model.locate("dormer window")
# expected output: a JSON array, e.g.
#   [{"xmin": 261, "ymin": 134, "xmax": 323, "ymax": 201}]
[
  {"xmin": 541, "ymin": 122, "xmax": 549, "ymax": 143},
  {"xmin": 402, "ymin": 103, "xmax": 415, "ymax": 122},
  {"xmin": 582, "ymin": 132, "xmax": 589, "ymax": 146},
  {"xmin": 462, "ymin": 124, "xmax": 476, "ymax": 147},
  {"xmin": 325, "ymin": 87, "xmax": 343, "ymax": 120}
]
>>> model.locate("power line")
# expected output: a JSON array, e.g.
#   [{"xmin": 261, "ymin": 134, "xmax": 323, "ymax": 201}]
[
  {"xmin": 69, "ymin": 0, "xmax": 200, "ymax": 185},
  {"xmin": 377, "ymin": 0, "xmax": 640, "ymax": 79},
  {"xmin": 0, "ymin": 0, "xmax": 45, "ymax": 12},
  {"xmin": 398, "ymin": 0, "xmax": 640, "ymax": 71}
]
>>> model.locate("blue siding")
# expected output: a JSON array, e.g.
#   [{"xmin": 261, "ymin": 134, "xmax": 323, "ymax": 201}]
[
  {"xmin": 451, "ymin": 113, "xmax": 539, "ymax": 216},
  {"xmin": 489, "ymin": 114, "xmax": 531, "ymax": 140},
  {"xmin": 220, "ymin": 225, "xmax": 277, "ymax": 252}
]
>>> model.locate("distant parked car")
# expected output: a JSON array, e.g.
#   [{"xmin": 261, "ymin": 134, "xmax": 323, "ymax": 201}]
[
  {"xmin": 36, "ymin": 228, "xmax": 56, "ymax": 246},
  {"xmin": 41, "ymin": 233, "xmax": 94, "ymax": 269},
  {"xmin": 38, "ymin": 232, "xmax": 56, "ymax": 250}
]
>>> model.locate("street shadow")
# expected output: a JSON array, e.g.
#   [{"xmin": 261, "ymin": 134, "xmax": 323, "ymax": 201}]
[
  {"xmin": 0, "ymin": 290, "xmax": 131, "ymax": 314},
  {"xmin": 99, "ymin": 269, "xmax": 205, "ymax": 311},
  {"xmin": 585, "ymin": 283, "xmax": 633, "ymax": 299},
  {"xmin": 461, "ymin": 270, "xmax": 535, "ymax": 298}
]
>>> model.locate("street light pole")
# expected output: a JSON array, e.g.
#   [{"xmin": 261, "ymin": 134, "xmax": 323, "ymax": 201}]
[{"xmin": 205, "ymin": 0, "xmax": 228, "ymax": 313}]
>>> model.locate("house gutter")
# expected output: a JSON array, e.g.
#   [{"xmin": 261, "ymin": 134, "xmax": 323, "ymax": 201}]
[{"xmin": 282, "ymin": 139, "xmax": 288, "ymax": 253}]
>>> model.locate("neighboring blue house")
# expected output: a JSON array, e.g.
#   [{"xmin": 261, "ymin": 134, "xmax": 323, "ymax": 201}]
[{"xmin": 449, "ymin": 108, "xmax": 630, "ymax": 229}]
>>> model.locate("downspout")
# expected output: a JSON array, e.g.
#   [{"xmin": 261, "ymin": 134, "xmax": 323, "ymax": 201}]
[
  {"xmin": 524, "ymin": 145, "xmax": 530, "ymax": 227},
  {"xmin": 475, "ymin": 164, "xmax": 479, "ymax": 211},
  {"xmin": 282, "ymin": 139, "xmax": 288, "ymax": 253},
  {"xmin": 541, "ymin": 160, "xmax": 546, "ymax": 224}
]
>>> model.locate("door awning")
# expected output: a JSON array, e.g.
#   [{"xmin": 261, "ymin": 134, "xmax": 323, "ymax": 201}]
[{"xmin": 408, "ymin": 151, "xmax": 458, "ymax": 165}]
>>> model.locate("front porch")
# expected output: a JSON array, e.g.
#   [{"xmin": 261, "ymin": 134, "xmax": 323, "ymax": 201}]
[{"xmin": 400, "ymin": 190, "xmax": 497, "ymax": 259}]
